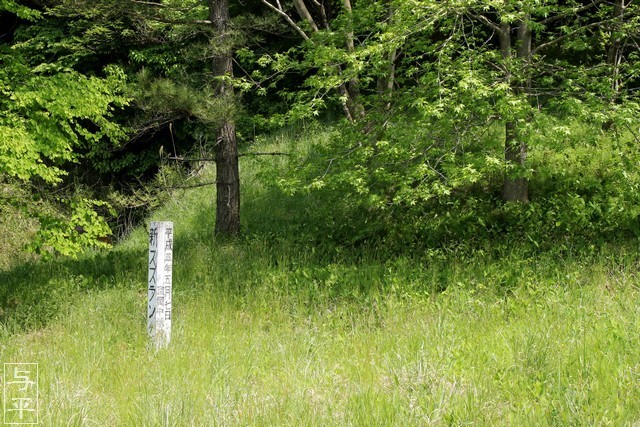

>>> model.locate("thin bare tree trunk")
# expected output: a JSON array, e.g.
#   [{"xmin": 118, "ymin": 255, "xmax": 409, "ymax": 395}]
[
  {"xmin": 209, "ymin": 0, "xmax": 240, "ymax": 236},
  {"xmin": 342, "ymin": 0, "xmax": 365, "ymax": 120},
  {"xmin": 292, "ymin": 0, "xmax": 319, "ymax": 31},
  {"xmin": 607, "ymin": 0, "xmax": 625, "ymax": 95},
  {"xmin": 376, "ymin": 3, "xmax": 396, "ymax": 112}
]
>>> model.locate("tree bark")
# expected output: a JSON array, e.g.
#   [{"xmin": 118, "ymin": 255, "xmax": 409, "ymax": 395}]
[
  {"xmin": 501, "ymin": 17, "xmax": 530, "ymax": 203},
  {"xmin": 209, "ymin": 0, "xmax": 240, "ymax": 236},
  {"xmin": 292, "ymin": 0, "xmax": 319, "ymax": 31},
  {"xmin": 607, "ymin": 0, "xmax": 625, "ymax": 95},
  {"xmin": 341, "ymin": 0, "xmax": 365, "ymax": 121},
  {"xmin": 503, "ymin": 120, "xmax": 529, "ymax": 202},
  {"xmin": 375, "ymin": 3, "xmax": 396, "ymax": 113}
]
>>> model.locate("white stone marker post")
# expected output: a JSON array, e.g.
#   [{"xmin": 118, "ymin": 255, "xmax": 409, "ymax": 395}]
[{"xmin": 148, "ymin": 221, "xmax": 173, "ymax": 348}]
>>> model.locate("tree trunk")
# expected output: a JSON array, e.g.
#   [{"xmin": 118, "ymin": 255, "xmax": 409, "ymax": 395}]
[
  {"xmin": 209, "ymin": 0, "xmax": 240, "ymax": 236},
  {"xmin": 607, "ymin": 0, "xmax": 625, "ymax": 95},
  {"xmin": 293, "ymin": 0, "xmax": 319, "ymax": 31},
  {"xmin": 501, "ymin": 18, "xmax": 530, "ymax": 203},
  {"xmin": 375, "ymin": 2, "xmax": 396, "ymax": 113},
  {"xmin": 342, "ymin": 0, "xmax": 365, "ymax": 120},
  {"xmin": 503, "ymin": 121, "xmax": 529, "ymax": 202}
]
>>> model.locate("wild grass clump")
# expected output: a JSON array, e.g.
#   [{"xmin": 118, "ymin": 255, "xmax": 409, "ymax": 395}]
[{"xmin": 0, "ymin": 187, "xmax": 38, "ymax": 271}]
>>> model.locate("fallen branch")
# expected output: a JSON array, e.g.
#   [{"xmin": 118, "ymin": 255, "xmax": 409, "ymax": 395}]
[
  {"xmin": 153, "ymin": 181, "xmax": 217, "ymax": 190},
  {"xmin": 239, "ymin": 151, "xmax": 291, "ymax": 157},
  {"xmin": 167, "ymin": 152, "xmax": 290, "ymax": 162}
]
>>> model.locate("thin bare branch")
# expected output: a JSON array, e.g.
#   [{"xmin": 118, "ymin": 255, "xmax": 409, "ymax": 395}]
[
  {"xmin": 260, "ymin": 0, "xmax": 310, "ymax": 40},
  {"xmin": 532, "ymin": 19, "xmax": 612, "ymax": 55},
  {"xmin": 153, "ymin": 181, "xmax": 217, "ymax": 190},
  {"xmin": 131, "ymin": 0, "xmax": 169, "ymax": 7},
  {"xmin": 320, "ymin": 158, "xmax": 335, "ymax": 180},
  {"xmin": 238, "ymin": 151, "xmax": 291, "ymax": 157},
  {"xmin": 539, "ymin": 0, "xmax": 607, "ymax": 26},
  {"xmin": 470, "ymin": 13, "xmax": 504, "ymax": 35},
  {"xmin": 309, "ymin": 0, "xmax": 329, "ymax": 29},
  {"xmin": 167, "ymin": 152, "xmax": 290, "ymax": 162}
]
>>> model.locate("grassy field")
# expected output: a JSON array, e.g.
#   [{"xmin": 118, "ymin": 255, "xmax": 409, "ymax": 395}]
[{"xmin": 2, "ymin": 133, "xmax": 640, "ymax": 425}]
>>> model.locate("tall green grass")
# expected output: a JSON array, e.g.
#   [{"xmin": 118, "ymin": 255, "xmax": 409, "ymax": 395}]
[
  {"xmin": 0, "ymin": 200, "xmax": 38, "ymax": 271},
  {"xmin": 1, "ymin": 128, "xmax": 640, "ymax": 425}
]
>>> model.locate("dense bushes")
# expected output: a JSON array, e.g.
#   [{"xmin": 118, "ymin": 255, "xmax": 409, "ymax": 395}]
[{"xmin": 274, "ymin": 117, "xmax": 640, "ymax": 252}]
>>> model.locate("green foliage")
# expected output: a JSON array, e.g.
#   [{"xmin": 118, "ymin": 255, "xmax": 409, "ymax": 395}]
[
  {"xmin": 0, "ymin": 2, "xmax": 131, "ymax": 257},
  {"xmin": 0, "ymin": 64, "xmax": 129, "ymax": 184},
  {"xmin": 30, "ymin": 197, "xmax": 114, "ymax": 258},
  {"xmin": 133, "ymin": 70, "xmax": 238, "ymax": 127},
  {"xmin": 0, "ymin": 0, "xmax": 40, "ymax": 20},
  {"xmin": 278, "ymin": 120, "xmax": 640, "ymax": 250},
  {"xmin": 261, "ymin": 0, "xmax": 640, "ymax": 250}
]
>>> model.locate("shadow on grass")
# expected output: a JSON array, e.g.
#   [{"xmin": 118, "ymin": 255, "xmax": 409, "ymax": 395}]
[{"xmin": 0, "ymin": 245, "xmax": 147, "ymax": 333}]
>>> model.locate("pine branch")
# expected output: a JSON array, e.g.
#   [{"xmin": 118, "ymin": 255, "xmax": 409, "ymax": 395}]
[
  {"xmin": 129, "ymin": 1, "xmax": 212, "ymax": 25},
  {"xmin": 145, "ymin": 15, "xmax": 212, "ymax": 25}
]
